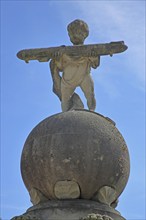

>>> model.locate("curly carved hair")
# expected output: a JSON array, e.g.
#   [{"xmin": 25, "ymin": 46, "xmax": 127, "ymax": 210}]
[{"xmin": 67, "ymin": 19, "xmax": 89, "ymax": 38}]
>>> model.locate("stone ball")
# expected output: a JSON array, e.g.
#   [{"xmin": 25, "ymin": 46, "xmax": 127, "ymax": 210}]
[{"xmin": 21, "ymin": 110, "xmax": 130, "ymax": 202}]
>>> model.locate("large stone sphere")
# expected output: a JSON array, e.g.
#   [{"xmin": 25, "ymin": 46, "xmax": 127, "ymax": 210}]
[{"xmin": 21, "ymin": 110, "xmax": 130, "ymax": 202}]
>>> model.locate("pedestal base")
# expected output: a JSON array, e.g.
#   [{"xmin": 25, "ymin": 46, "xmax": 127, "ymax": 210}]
[{"xmin": 11, "ymin": 200, "xmax": 125, "ymax": 220}]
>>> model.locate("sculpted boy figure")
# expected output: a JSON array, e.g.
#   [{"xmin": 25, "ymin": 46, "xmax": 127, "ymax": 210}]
[
  {"xmin": 17, "ymin": 20, "xmax": 128, "ymax": 112},
  {"xmin": 50, "ymin": 19, "xmax": 100, "ymax": 112}
]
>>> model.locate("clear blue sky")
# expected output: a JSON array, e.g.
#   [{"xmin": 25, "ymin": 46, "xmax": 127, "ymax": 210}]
[{"xmin": 1, "ymin": 1, "xmax": 145, "ymax": 220}]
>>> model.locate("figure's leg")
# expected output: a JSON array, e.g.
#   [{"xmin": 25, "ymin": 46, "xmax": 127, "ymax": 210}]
[
  {"xmin": 80, "ymin": 74, "xmax": 96, "ymax": 111},
  {"xmin": 61, "ymin": 81, "xmax": 75, "ymax": 112},
  {"xmin": 49, "ymin": 60, "xmax": 62, "ymax": 100}
]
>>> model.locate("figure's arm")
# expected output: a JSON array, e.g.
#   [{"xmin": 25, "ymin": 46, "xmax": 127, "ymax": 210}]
[{"xmin": 49, "ymin": 59, "xmax": 62, "ymax": 100}]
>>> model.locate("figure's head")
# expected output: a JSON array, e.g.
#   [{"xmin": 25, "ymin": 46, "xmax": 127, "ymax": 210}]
[{"xmin": 67, "ymin": 19, "xmax": 89, "ymax": 45}]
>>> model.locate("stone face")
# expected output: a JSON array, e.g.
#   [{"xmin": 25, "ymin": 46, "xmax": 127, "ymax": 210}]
[{"xmin": 21, "ymin": 110, "xmax": 130, "ymax": 205}]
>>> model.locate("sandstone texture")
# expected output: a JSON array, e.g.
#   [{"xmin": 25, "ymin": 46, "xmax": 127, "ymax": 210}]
[{"xmin": 21, "ymin": 110, "xmax": 130, "ymax": 205}]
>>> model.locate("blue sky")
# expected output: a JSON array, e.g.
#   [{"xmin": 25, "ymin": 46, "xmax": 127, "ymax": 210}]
[{"xmin": 1, "ymin": 1, "xmax": 145, "ymax": 220}]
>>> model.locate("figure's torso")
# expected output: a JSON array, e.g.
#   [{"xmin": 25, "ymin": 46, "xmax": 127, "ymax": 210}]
[{"xmin": 55, "ymin": 54, "xmax": 97, "ymax": 87}]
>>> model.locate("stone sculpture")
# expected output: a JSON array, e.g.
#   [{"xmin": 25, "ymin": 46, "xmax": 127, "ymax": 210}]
[
  {"xmin": 12, "ymin": 19, "xmax": 130, "ymax": 220},
  {"xmin": 17, "ymin": 19, "xmax": 127, "ymax": 112}
]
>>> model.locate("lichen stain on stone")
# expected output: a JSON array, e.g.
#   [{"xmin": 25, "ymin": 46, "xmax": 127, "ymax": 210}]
[{"xmin": 62, "ymin": 158, "xmax": 71, "ymax": 163}]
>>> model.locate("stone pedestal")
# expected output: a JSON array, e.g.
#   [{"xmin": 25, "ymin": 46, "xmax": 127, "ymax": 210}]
[
  {"xmin": 12, "ymin": 200, "xmax": 125, "ymax": 220},
  {"xmin": 11, "ymin": 110, "xmax": 130, "ymax": 220}
]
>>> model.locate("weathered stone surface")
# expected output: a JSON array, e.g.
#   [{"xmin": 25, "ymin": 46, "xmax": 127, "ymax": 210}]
[
  {"xmin": 81, "ymin": 213, "xmax": 113, "ymax": 220},
  {"xmin": 54, "ymin": 180, "xmax": 80, "ymax": 199},
  {"xmin": 14, "ymin": 18, "xmax": 129, "ymax": 220},
  {"xmin": 17, "ymin": 41, "xmax": 127, "ymax": 63},
  {"xmin": 11, "ymin": 200, "xmax": 125, "ymax": 220},
  {"xmin": 21, "ymin": 110, "xmax": 130, "ymax": 205},
  {"xmin": 17, "ymin": 19, "xmax": 128, "ymax": 112}
]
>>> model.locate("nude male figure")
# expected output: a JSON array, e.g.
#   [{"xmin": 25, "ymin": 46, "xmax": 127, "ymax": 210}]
[
  {"xmin": 50, "ymin": 19, "xmax": 100, "ymax": 112},
  {"xmin": 17, "ymin": 20, "xmax": 127, "ymax": 112}
]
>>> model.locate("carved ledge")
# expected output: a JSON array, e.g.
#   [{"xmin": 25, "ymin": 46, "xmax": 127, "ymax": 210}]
[
  {"xmin": 80, "ymin": 213, "xmax": 113, "ymax": 220},
  {"xmin": 11, "ymin": 213, "xmax": 40, "ymax": 220}
]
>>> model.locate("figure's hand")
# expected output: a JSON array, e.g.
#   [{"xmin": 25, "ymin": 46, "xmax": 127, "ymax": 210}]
[
  {"xmin": 52, "ymin": 45, "xmax": 66, "ymax": 59},
  {"xmin": 90, "ymin": 48, "xmax": 99, "ymax": 57},
  {"xmin": 53, "ymin": 50, "xmax": 61, "ymax": 58},
  {"xmin": 89, "ymin": 56, "xmax": 100, "ymax": 69}
]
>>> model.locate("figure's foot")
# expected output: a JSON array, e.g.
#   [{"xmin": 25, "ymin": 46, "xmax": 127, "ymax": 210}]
[{"xmin": 89, "ymin": 109, "xmax": 94, "ymax": 112}]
